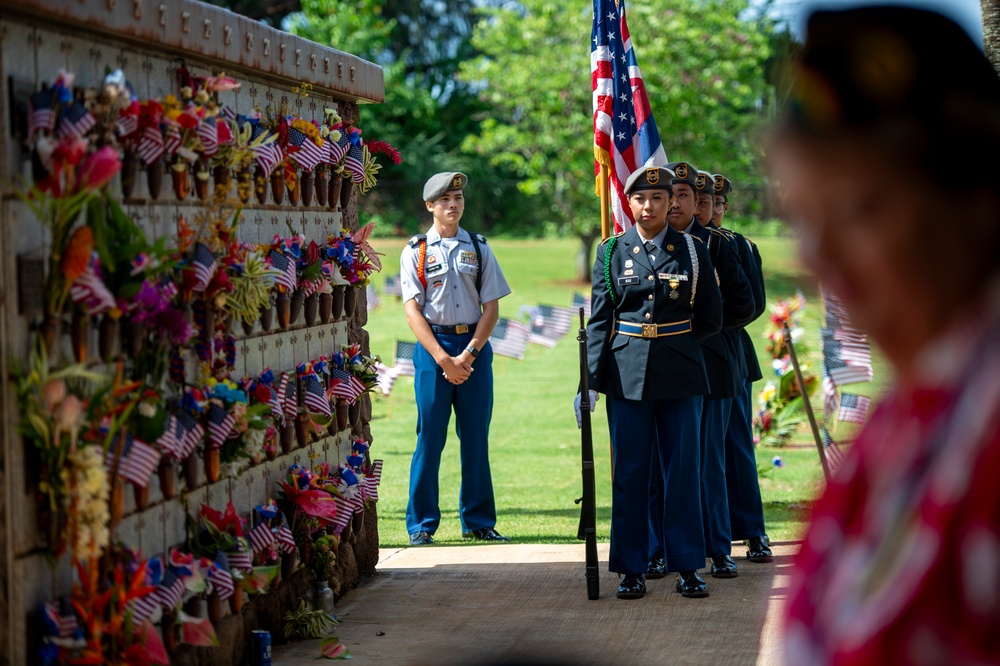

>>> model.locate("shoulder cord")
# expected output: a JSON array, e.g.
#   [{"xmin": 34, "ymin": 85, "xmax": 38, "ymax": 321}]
[
  {"xmin": 603, "ymin": 236, "xmax": 619, "ymax": 305},
  {"xmin": 416, "ymin": 239, "xmax": 428, "ymax": 290},
  {"xmin": 685, "ymin": 234, "xmax": 699, "ymax": 307}
]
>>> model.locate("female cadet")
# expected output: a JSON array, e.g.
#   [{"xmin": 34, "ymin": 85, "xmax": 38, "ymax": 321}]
[{"xmin": 579, "ymin": 166, "xmax": 723, "ymax": 599}]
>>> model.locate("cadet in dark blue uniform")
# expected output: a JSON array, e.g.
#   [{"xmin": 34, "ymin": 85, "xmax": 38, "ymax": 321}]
[
  {"xmin": 582, "ymin": 166, "xmax": 723, "ymax": 599},
  {"xmin": 712, "ymin": 174, "xmax": 773, "ymax": 562},
  {"xmin": 645, "ymin": 162, "xmax": 755, "ymax": 584},
  {"xmin": 399, "ymin": 172, "xmax": 512, "ymax": 546}
]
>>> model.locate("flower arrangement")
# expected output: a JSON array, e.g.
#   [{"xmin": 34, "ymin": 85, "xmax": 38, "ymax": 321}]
[
  {"xmin": 754, "ymin": 293, "xmax": 817, "ymax": 447},
  {"xmin": 326, "ymin": 222, "xmax": 383, "ymax": 288}
]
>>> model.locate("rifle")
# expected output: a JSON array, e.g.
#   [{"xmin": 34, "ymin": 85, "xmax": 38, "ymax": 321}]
[{"xmin": 576, "ymin": 308, "xmax": 600, "ymax": 600}]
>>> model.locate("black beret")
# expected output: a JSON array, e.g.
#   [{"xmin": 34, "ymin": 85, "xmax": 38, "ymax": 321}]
[
  {"xmin": 665, "ymin": 161, "xmax": 698, "ymax": 189},
  {"xmin": 624, "ymin": 166, "xmax": 675, "ymax": 194}
]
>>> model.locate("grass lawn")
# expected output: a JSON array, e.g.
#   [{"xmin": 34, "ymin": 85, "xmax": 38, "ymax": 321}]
[{"xmin": 363, "ymin": 234, "xmax": 888, "ymax": 548}]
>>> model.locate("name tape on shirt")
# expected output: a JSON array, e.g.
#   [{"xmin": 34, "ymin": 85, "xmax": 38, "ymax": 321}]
[
  {"xmin": 618, "ymin": 276, "xmax": 640, "ymax": 286},
  {"xmin": 426, "ymin": 262, "xmax": 445, "ymax": 275}
]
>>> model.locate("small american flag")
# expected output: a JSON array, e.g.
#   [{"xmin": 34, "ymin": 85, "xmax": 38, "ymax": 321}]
[
  {"xmin": 43, "ymin": 600, "xmax": 79, "ymax": 638},
  {"xmin": 163, "ymin": 124, "xmax": 182, "ymax": 156},
  {"xmin": 57, "ymin": 101, "xmax": 96, "ymax": 140},
  {"xmin": 283, "ymin": 372, "xmax": 298, "ymax": 422},
  {"xmin": 838, "ymin": 393, "xmax": 871, "ymax": 425},
  {"xmin": 197, "ymin": 116, "xmax": 218, "ymax": 157},
  {"xmin": 207, "ymin": 551, "xmax": 234, "ymax": 601},
  {"xmin": 275, "ymin": 521, "xmax": 297, "ymax": 553},
  {"xmin": 821, "ymin": 424, "xmax": 846, "ymax": 473},
  {"xmin": 489, "ymin": 318, "xmax": 530, "ymax": 360},
  {"xmin": 137, "ymin": 125, "xmax": 165, "ymax": 165},
  {"xmin": 573, "ymin": 293, "xmax": 592, "ymax": 318},
  {"xmin": 261, "ymin": 379, "xmax": 282, "ymax": 422},
  {"xmin": 156, "ymin": 569, "xmax": 185, "ymax": 610},
  {"xmin": 330, "ymin": 368, "xmax": 364, "ymax": 402},
  {"xmin": 227, "ymin": 541, "xmax": 253, "ymax": 572},
  {"xmin": 286, "ymin": 127, "xmax": 325, "ymax": 170},
  {"xmin": 220, "ymin": 106, "xmax": 237, "ymax": 121},
  {"xmin": 190, "ymin": 242, "xmax": 217, "ymax": 293},
  {"xmin": 106, "ymin": 432, "xmax": 160, "ymax": 488},
  {"xmin": 129, "ymin": 592, "xmax": 161, "ymax": 625},
  {"xmin": 343, "ymin": 143, "xmax": 365, "ymax": 183},
  {"xmin": 27, "ymin": 88, "xmax": 56, "ymax": 141},
  {"xmin": 535, "ymin": 305, "xmax": 575, "ymax": 337},
  {"xmin": 384, "ymin": 274, "xmax": 403, "ymax": 298},
  {"xmin": 267, "ymin": 249, "xmax": 298, "ymax": 292},
  {"xmin": 176, "ymin": 410, "xmax": 205, "ymax": 459},
  {"xmin": 116, "ymin": 110, "xmax": 140, "ymax": 138},
  {"xmin": 364, "ymin": 462, "xmax": 382, "ymax": 502},
  {"xmin": 251, "ymin": 126, "xmax": 283, "ymax": 175},
  {"xmin": 332, "ymin": 496, "xmax": 352, "ymax": 532},
  {"xmin": 528, "ymin": 321, "xmax": 558, "ymax": 348},
  {"xmin": 327, "ymin": 133, "xmax": 350, "ymax": 165},
  {"xmin": 375, "ymin": 363, "xmax": 400, "ymax": 396},
  {"xmin": 248, "ymin": 522, "xmax": 275, "ymax": 554},
  {"xmin": 206, "ymin": 403, "xmax": 236, "ymax": 450},
  {"xmin": 69, "ymin": 261, "xmax": 116, "ymax": 315},
  {"xmin": 303, "ymin": 375, "xmax": 331, "ymax": 418},
  {"xmin": 822, "ymin": 328, "xmax": 873, "ymax": 386},
  {"xmin": 394, "ymin": 340, "xmax": 416, "ymax": 377},
  {"xmin": 156, "ymin": 414, "xmax": 180, "ymax": 459},
  {"xmin": 592, "ymin": 0, "xmax": 668, "ymax": 232},
  {"xmin": 822, "ymin": 374, "xmax": 838, "ymax": 422}
]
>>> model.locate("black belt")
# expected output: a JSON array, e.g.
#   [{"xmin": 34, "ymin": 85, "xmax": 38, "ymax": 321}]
[{"xmin": 430, "ymin": 323, "xmax": 476, "ymax": 335}]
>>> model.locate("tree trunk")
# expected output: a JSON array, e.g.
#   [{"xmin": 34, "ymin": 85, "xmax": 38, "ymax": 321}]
[
  {"xmin": 575, "ymin": 231, "xmax": 600, "ymax": 284},
  {"xmin": 984, "ymin": 0, "xmax": 1000, "ymax": 73}
]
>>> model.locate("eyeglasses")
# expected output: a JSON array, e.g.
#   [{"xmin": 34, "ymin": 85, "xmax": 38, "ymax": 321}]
[{"xmin": 713, "ymin": 200, "xmax": 727, "ymax": 208}]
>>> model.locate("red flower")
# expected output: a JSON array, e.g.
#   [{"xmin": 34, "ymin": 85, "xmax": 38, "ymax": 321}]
[{"xmin": 75, "ymin": 146, "xmax": 121, "ymax": 193}]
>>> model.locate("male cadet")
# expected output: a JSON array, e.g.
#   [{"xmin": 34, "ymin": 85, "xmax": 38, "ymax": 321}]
[
  {"xmin": 712, "ymin": 174, "xmax": 773, "ymax": 562},
  {"xmin": 645, "ymin": 162, "xmax": 755, "ymax": 589},
  {"xmin": 581, "ymin": 166, "xmax": 722, "ymax": 599},
  {"xmin": 399, "ymin": 172, "xmax": 512, "ymax": 546}
]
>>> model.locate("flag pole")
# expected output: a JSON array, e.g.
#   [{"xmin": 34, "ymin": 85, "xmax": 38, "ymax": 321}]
[
  {"xmin": 783, "ymin": 321, "xmax": 832, "ymax": 482},
  {"xmin": 600, "ymin": 163, "xmax": 611, "ymax": 240}
]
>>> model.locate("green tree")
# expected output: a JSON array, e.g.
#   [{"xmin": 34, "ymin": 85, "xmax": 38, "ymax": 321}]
[{"xmin": 462, "ymin": 0, "xmax": 776, "ymax": 281}]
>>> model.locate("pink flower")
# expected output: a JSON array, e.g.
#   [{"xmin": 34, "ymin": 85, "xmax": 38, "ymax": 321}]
[
  {"xmin": 75, "ymin": 146, "xmax": 121, "ymax": 193},
  {"xmin": 204, "ymin": 76, "xmax": 241, "ymax": 92}
]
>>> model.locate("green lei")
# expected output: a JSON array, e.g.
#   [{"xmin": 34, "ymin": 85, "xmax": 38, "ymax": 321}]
[{"xmin": 603, "ymin": 236, "xmax": 618, "ymax": 305}]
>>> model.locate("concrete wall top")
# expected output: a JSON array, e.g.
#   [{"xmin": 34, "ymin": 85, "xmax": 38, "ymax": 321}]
[{"xmin": 3, "ymin": 0, "xmax": 384, "ymax": 104}]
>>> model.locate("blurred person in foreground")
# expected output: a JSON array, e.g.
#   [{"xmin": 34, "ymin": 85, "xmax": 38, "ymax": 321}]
[{"xmin": 769, "ymin": 5, "xmax": 1000, "ymax": 664}]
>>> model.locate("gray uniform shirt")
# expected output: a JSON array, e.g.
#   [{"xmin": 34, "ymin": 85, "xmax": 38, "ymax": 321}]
[{"xmin": 400, "ymin": 226, "xmax": 512, "ymax": 326}]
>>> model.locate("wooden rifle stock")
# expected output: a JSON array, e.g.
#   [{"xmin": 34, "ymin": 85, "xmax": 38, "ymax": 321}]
[{"xmin": 576, "ymin": 308, "xmax": 600, "ymax": 599}]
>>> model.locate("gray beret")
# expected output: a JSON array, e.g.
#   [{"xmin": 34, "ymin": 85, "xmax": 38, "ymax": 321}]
[
  {"xmin": 665, "ymin": 161, "xmax": 699, "ymax": 189},
  {"xmin": 624, "ymin": 166, "xmax": 675, "ymax": 194},
  {"xmin": 422, "ymin": 172, "xmax": 468, "ymax": 202},
  {"xmin": 695, "ymin": 170, "xmax": 715, "ymax": 194},
  {"xmin": 712, "ymin": 174, "xmax": 733, "ymax": 196}
]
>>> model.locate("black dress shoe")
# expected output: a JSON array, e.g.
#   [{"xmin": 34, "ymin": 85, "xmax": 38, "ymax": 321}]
[
  {"xmin": 462, "ymin": 527, "xmax": 511, "ymax": 542},
  {"xmin": 645, "ymin": 557, "xmax": 666, "ymax": 579},
  {"xmin": 710, "ymin": 554, "xmax": 739, "ymax": 578},
  {"xmin": 616, "ymin": 574, "xmax": 647, "ymax": 599},
  {"xmin": 746, "ymin": 536, "xmax": 774, "ymax": 563},
  {"xmin": 674, "ymin": 570, "xmax": 709, "ymax": 598},
  {"xmin": 409, "ymin": 531, "xmax": 434, "ymax": 546}
]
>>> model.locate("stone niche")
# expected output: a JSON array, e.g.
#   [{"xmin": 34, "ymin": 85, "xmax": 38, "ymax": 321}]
[{"xmin": 0, "ymin": 1, "xmax": 384, "ymax": 663}]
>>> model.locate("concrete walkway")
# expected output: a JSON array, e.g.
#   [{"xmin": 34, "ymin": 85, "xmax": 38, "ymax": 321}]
[{"xmin": 273, "ymin": 541, "xmax": 797, "ymax": 665}]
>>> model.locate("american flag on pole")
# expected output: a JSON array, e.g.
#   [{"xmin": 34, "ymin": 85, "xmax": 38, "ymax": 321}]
[
  {"xmin": 283, "ymin": 372, "xmax": 298, "ymax": 422},
  {"xmin": 394, "ymin": 340, "xmax": 416, "ymax": 376},
  {"xmin": 267, "ymin": 250, "xmax": 298, "ymax": 292},
  {"xmin": 106, "ymin": 432, "xmax": 160, "ymax": 488},
  {"xmin": 286, "ymin": 127, "xmax": 325, "ymax": 170},
  {"xmin": 330, "ymin": 368, "xmax": 365, "ymax": 402},
  {"xmin": 43, "ymin": 600, "xmax": 79, "ymax": 639},
  {"xmin": 326, "ymin": 133, "xmax": 350, "ymax": 165},
  {"xmin": 207, "ymin": 551, "xmax": 234, "ymax": 601},
  {"xmin": 206, "ymin": 402, "xmax": 236, "ymax": 450},
  {"xmin": 343, "ymin": 144, "xmax": 365, "ymax": 183},
  {"xmin": 249, "ymin": 522, "xmax": 275, "ymax": 554},
  {"xmin": 197, "ymin": 116, "xmax": 218, "ymax": 157},
  {"xmin": 176, "ymin": 410, "xmax": 205, "ymax": 459},
  {"xmin": 821, "ymin": 424, "xmax": 846, "ymax": 473},
  {"xmin": 57, "ymin": 101, "xmax": 96, "ymax": 140},
  {"xmin": 156, "ymin": 569, "xmax": 185, "ymax": 610},
  {"xmin": 129, "ymin": 590, "xmax": 161, "ymax": 626},
  {"xmin": 384, "ymin": 274, "xmax": 403, "ymax": 298},
  {"xmin": 838, "ymin": 393, "xmax": 871, "ymax": 425},
  {"xmin": 592, "ymin": 0, "xmax": 668, "ymax": 232},
  {"xmin": 27, "ymin": 88, "xmax": 56, "ymax": 141},
  {"xmin": 375, "ymin": 363, "xmax": 400, "ymax": 396},
  {"xmin": 261, "ymin": 375, "xmax": 283, "ymax": 422},
  {"xmin": 331, "ymin": 496, "xmax": 352, "ymax": 532},
  {"xmin": 535, "ymin": 305, "xmax": 575, "ymax": 338},
  {"xmin": 275, "ymin": 518, "xmax": 297, "ymax": 553},
  {"xmin": 528, "ymin": 321, "xmax": 558, "ymax": 348},
  {"xmin": 163, "ymin": 124, "xmax": 182, "ymax": 156},
  {"xmin": 822, "ymin": 374, "xmax": 838, "ymax": 422},
  {"xmin": 572, "ymin": 293, "xmax": 592, "ymax": 318},
  {"xmin": 117, "ymin": 109, "xmax": 140, "ymax": 138},
  {"xmin": 190, "ymin": 242, "xmax": 217, "ymax": 293},
  {"xmin": 489, "ymin": 318, "xmax": 531, "ymax": 360},
  {"xmin": 137, "ymin": 125, "xmax": 165, "ymax": 165},
  {"xmin": 822, "ymin": 328, "xmax": 874, "ymax": 386},
  {"xmin": 227, "ymin": 540, "xmax": 253, "ymax": 572},
  {"xmin": 250, "ymin": 125, "xmax": 283, "ymax": 175},
  {"xmin": 69, "ymin": 260, "xmax": 116, "ymax": 315},
  {"xmin": 303, "ymin": 375, "xmax": 332, "ymax": 418}
]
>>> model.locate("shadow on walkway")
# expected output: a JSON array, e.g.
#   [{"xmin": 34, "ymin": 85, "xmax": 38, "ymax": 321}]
[{"xmin": 273, "ymin": 542, "xmax": 798, "ymax": 665}]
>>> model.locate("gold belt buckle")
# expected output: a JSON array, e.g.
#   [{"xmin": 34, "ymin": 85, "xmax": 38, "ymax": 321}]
[
  {"xmin": 455, "ymin": 324, "xmax": 469, "ymax": 334},
  {"xmin": 641, "ymin": 323, "xmax": 657, "ymax": 339}
]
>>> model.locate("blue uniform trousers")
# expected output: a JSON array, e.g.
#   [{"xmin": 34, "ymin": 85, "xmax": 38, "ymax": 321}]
[
  {"xmin": 700, "ymin": 397, "xmax": 733, "ymax": 557},
  {"xmin": 610, "ymin": 395, "xmax": 704, "ymax": 574},
  {"xmin": 725, "ymin": 380, "xmax": 767, "ymax": 540},
  {"xmin": 405, "ymin": 333, "xmax": 497, "ymax": 535}
]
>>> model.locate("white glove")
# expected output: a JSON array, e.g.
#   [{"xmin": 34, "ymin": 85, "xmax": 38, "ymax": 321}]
[{"xmin": 574, "ymin": 390, "xmax": 600, "ymax": 428}]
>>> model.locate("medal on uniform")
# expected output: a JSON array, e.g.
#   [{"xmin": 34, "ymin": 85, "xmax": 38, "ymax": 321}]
[{"xmin": 669, "ymin": 276, "xmax": 680, "ymax": 299}]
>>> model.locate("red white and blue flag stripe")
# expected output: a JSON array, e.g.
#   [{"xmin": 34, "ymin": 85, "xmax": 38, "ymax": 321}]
[
  {"xmin": 190, "ymin": 242, "xmax": 217, "ymax": 293},
  {"xmin": 838, "ymin": 393, "xmax": 871, "ymax": 425},
  {"xmin": 283, "ymin": 372, "xmax": 299, "ymax": 422},
  {"xmin": 267, "ymin": 250, "xmax": 298, "ymax": 292},
  {"xmin": 43, "ymin": 600, "xmax": 79, "ymax": 638},
  {"xmin": 137, "ymin": 125, "xmax": 166, "ymax": 165},
  {"xmin": 207, "ymin": 551, "xmax": 235, "ymax": 601},
  {"xmin": 106, "ymin": 432, "xmax": 161, "ymax": 488},
  {"xmin": 592, "ymin": 0, "xmax": 668, "ymax": 232},
  {"xmin": 227, "ymin": 540, "xmax": 253, "ymax": 572},
  {"xmin": 156, "ymin": 568, "xmax": 186, "ymax": 610},
  {"xmin": 326, "ymin": 134, "xmax": 350, "ymax": 165},
  {"xmin": 303, "ymin": 375, "xmax": 332, "ymax": 418},
  {"xmin": 57, "ymin": 101, "xmax": 96, "ymax": 140},
  {"xmin": 330, "ymin": 368, "xmax": 365, "ymax": 402},
  {"xmin": 206, "ymin": 402, "xmax": 236, "ymax": 450},
  {"xmin": 251, "ymin": 125, "xmax": 283, "ymax": 175},
  {"xmin": 249, "ymin": 522, "xmax": 275, "ymax": 554},
  {"xmin": 176, "ymin": 410, "xmax": 205, "ymax": 458},
  {"xmin": 197, "ymin": 116, "xmax": 218, "ymax": 157},
  {"xmin": 343, "ymin": 144, "xmax": 365, "ymax": 184},
  {"xmin": 28, "ymin": 88, "xmax": 56, "ymax": 141},
  {"xmin": 69, "ymin": 259, "xmax": 116, "ymax": 315},
  {"xmin": 287, "ymin": 127, "xmax": 325, "ymax": 170}
]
